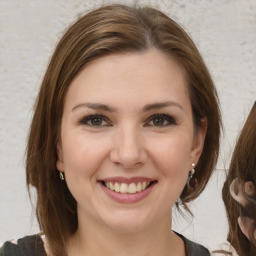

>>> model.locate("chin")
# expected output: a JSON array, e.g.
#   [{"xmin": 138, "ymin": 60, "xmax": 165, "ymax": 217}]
[{"xmin": 101, "ymin": 211, "xmax": 152, "ymax": 234}]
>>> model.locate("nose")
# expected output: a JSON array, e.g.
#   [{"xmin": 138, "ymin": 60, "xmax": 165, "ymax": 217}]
[{"xmin": 109, "ymin": 125, "xmax": 147, "ymax": 169}]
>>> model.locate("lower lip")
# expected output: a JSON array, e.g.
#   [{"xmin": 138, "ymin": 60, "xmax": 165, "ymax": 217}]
[{"xmin": 100, "ymin": 182, "xmax": 156, "ymax": 204}]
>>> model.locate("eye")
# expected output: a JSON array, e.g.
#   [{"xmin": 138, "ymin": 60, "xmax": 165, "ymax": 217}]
[
  {"xmin": 147, "ymin": 114, "xmax": 176, "ymax": 127},
  {"xmin": 79, "ymin": 115, "xmax": 110, "ymax": 127}
]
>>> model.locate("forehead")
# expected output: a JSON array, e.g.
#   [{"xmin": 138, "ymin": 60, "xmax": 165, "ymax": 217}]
[{"xmin": 64, "ymin": 49, "xmax": 190, "ymax": 111}]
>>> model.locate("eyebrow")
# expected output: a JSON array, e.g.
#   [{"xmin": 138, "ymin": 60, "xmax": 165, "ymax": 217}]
[
  {"xmin": 142, "ymin": 101, "xmax": 184, "ymax": 112},
  {"xmin": 72, "ymin": 103, "xmax": 116, "ymax": 112},
  {"xmin": 72, "ymin": 101, "xmax": 184, "ymax": 112}
]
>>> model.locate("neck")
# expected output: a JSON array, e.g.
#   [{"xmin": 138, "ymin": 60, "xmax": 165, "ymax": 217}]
[{"xmin": 67, "ymin": 210, "xmax": 185, "ymax": 256}]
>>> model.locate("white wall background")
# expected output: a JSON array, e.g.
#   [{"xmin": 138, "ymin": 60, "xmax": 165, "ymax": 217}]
[{"xmin": 0, "ymin": 0, "xmax": 255, "ymax": 252}]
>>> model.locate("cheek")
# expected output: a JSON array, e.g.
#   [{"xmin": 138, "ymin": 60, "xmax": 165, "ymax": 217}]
[
  {"xmin": 148, "ymin": 135, "xmax": 192, "ymax": 206},
  {"xmin": 150, "ymin": 134, "xmax": 192, "ymax": 175},
  {"xmin": 62, "ymin": 134, "xmax": 111, "ymax": 205},
  {"xmin": 61, "ymin": 133, "xmax": 110, "ymax": 178}
]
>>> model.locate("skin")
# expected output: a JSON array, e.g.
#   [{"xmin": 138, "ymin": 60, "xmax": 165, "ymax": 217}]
[{"xmin": 56, "ymin": 49, "xmax": 207, "ymax": 256}]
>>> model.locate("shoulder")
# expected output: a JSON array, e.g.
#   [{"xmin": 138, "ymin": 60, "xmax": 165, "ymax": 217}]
[
  {"xmin": 0, "ymin": 234, "xmax": 47, "ymax": 256},
  {"xmin": 211, "ymin": 242, "xmax": 239, "ymax": 256},
  {"xmin": 0, "ymin": 240, "xmax": 19, "ymax": 256},
  {"xmin": 175, "ymin": 232, "xmax": 210, "ymax": 256}
]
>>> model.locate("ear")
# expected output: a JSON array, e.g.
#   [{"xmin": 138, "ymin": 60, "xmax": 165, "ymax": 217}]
[
  {"xmin": 190, "ymin": 118, "xmax": 207, "ymax": 166},
  {"xmin": 56, "ymin": 141, "xmax": 65, "ymax": 172}
]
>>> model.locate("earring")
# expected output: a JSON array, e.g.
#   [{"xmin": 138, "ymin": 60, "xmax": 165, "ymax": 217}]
[
  {"xmin": 189, "ymin": 163, "xmax": 196, "ymax": 178},
  {"xmin": 59, "ymin": 172, "xmax": 65, "ymax": 181},
  {"xmin": 186, "ymin": 163, "xmax": 196, "ymax": 189}
]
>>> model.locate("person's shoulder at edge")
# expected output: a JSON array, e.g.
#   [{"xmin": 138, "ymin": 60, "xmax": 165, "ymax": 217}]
[
  {"xmin": 0, "ymin": 234, "xmax": 46, "ymax": 256},
  {"xmin": 0, "ymin": 239, "xmax": 19, "ymax": 256},
  {"xmin": 175, "ymin": 231, "xmax": 211, "ymax": 256},
  {"xmin": 211, "ymin": 242, "xmax": 239, "ymax": 256}
]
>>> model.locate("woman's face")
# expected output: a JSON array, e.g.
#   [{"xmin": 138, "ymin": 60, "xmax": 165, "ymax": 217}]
[{"xmin": 57, "ymin": 49, "xmax": 206, "ymax": 233}]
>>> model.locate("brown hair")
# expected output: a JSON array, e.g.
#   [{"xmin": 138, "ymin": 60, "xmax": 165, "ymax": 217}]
[
  {"xmin": 222, "ymin": 102, "xmax": 256, "ymax": 256},
  {"xmin": 26, "ymin": 4, "xmax": 221, "ymax": 256}
]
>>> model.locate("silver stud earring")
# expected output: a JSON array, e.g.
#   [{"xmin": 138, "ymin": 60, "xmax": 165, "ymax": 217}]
[{"xmin": 59, "ymin": 172, "xmax": 65, "ymax": 181}]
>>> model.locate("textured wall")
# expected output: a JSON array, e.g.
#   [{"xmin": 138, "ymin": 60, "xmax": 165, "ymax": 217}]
[{"xmin": 0, "ymin": 0, "xmax": 255, "ymax": 252}]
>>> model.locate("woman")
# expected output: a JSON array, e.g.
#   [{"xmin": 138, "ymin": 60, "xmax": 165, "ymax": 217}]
[
  {"xmin": 0, "ymin": 4, "xmax": 221, "ymax": 256},
  {"xmin": 220, "ymin": 102, "xmax": 256, "ymax": 256}
]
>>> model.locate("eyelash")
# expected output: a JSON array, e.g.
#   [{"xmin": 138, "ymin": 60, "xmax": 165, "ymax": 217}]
[
  {"xmin": 146, "ymin": 114, "xmax": 177, "ymax": 127},
  {"xmin": 78, "ymin": 115, "xmax": 110, "ymax": 126},
  {"xmin": 78, "ymin": 113, "xmax": 176, "ymax": 127}
]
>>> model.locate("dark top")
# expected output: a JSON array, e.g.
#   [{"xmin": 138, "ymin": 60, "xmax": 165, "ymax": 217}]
[{"xmin": 0, "ymin": 233, "xmax": 210, "ymax": 256}]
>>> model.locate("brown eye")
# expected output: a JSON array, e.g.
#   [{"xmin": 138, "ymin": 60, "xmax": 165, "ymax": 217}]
[
  {"xmin": 79, "ymin": 115, "xmax": 109, "ymax": 127},
  {"xmin": 152, "ymin": 117, "xmax": 165, "ymax": 126},
  {"xmin": 91, "ymin": 117, "xmax": 103, "ymax": 126},
  {"xmin": 148, "ymin": 114, "xmax": 176, "ymax": 127}
]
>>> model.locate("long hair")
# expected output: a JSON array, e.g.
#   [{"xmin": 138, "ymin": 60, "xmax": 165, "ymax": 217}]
[
  {"xmin": 26, "ymin": 4, "xmax": 221, "ymax": 256},
  {"xmin": 222, "ymin": 102, "xmax": 256, "ymax": 256}
]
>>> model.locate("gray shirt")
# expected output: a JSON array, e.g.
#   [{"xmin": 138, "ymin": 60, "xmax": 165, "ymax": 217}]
[{"xmin": 0, "ymin": 233, "xmax": 210, "ymax": 256}]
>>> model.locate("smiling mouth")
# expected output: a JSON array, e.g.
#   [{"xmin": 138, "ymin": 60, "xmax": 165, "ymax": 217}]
[{"xmin": 101, "ymin": 181, "xmax": 157, "ymax": 194}]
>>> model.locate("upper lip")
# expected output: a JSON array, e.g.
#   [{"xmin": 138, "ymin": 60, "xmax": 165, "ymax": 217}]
[{"xmin": 98, "ymin": 176, "xmax": 157, "ymax": 184}]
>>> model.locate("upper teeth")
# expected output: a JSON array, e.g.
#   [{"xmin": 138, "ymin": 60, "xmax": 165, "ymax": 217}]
[{"xmin": 105, "ymin": 181, "xmax": 150, "ymax": 194}]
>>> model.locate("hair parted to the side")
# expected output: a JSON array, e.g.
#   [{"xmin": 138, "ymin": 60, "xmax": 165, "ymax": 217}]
[
  {"xmin": 26, "ymin": 4, "xmax": 221, "ymax": 256},
  {"xmin": 222, "ymin": 102, "xmax": 256, "ymax": 256}
]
